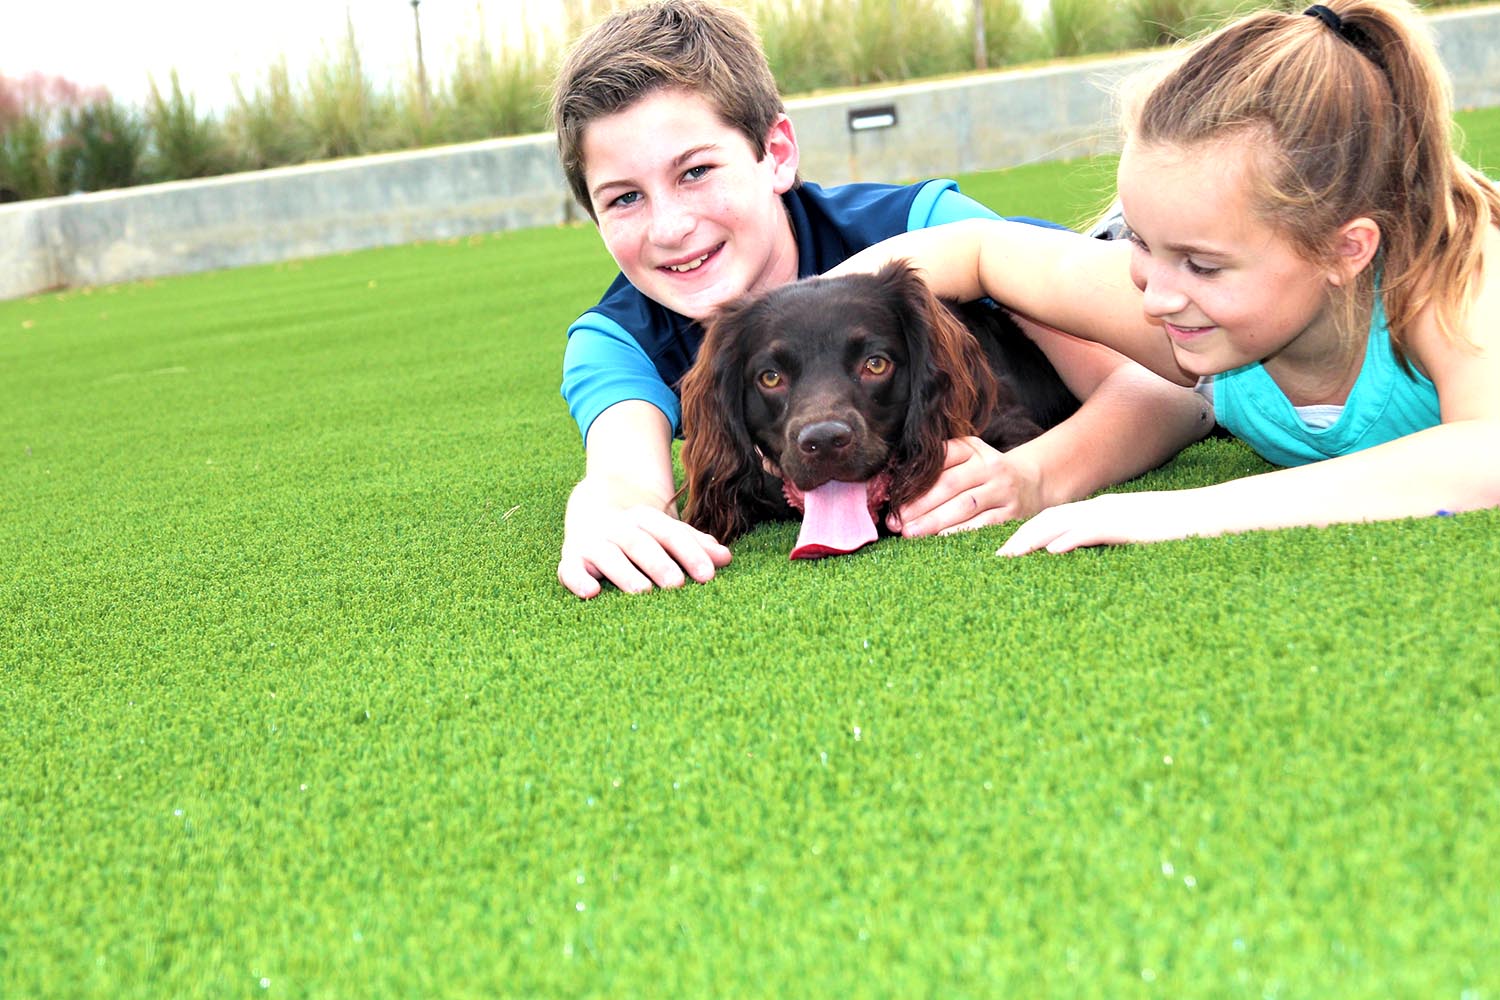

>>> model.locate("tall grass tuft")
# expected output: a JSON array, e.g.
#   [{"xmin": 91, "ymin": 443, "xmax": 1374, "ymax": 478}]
[
  {"xmin": 978, "ymin": 0, "xmax": 1048, "ymax": 68},
  {"xmin": 1041, "ymin": 0, "xmax": 1128, "ymax": 57},
  {"xmin": 756, "ymin": 0, "xmax": 969, "ymax": 92},
  {"xmin": 0, "ymin": 73, "xmax": 128, "ymax": 199},
  {"xmin": 1, "ymin": 77, "xmax": 62, "ymax": 200},
  {"xmin": 226, "ymin": 59, "xmax": 319, "ymax": 170},
  {"xmin": 302, "ymin": 13, "xmax": 392, "ymax": 160},
  {"xmin": 757, "ymin": 0, "xmax": 843, "ymax": 93},
  {"xmin": 1122, "ymin": 0, "xmax": 1242, "ymax": 47},
  {"xmin": 144, "ymin": 70, "xmax": 231, "ymax": 181},
  {"xmin": 846, "ymin": 0, "xmax": 969, "ymax": 84},
  {"xmin": 440, "ymin": 25, "xmax": 552, "ymax": 144},
  {"xmin": 56, "ymin": 97, "xmax": 144, "ymax": 192}
]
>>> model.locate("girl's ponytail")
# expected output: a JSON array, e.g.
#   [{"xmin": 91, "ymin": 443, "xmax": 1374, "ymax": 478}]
[
  {"xmin": 1128, "ymin": 1, "xmax": 1499, "ymax": 359},
  {"xmin": 1338, "ymin": 1, "xmax": 1497, "ymax": 354}
]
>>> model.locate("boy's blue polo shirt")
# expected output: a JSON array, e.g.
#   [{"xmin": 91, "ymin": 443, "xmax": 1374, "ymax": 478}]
[{"xmin": 560, "ymin": 178, "xmax": 1064, "ymax": 441}]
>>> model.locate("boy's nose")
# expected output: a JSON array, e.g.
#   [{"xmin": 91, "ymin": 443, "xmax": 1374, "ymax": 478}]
[{"xmin": 648, "ymin": 196, "xmax": 696, "ymax": 247}]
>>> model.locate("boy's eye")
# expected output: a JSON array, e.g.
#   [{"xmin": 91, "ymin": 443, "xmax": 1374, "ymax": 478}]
[
  {"xmin": 1187, "ymin": 259, "xmax": 1221, "ymax": 277},
  {"xmin": 683, "ymin": 164, "xmax": 711, "ymax": 182},
  {"xmin": 610, "ymin": 190, "xmax": 642, "ymax": 209},
  {"xmin": 1122, "ymin": 227, "xmax": 1148, "ymax": 252}
]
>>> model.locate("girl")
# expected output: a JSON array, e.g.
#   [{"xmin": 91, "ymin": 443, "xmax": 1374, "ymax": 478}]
[{"xmin": 832, "ymin": 0, "xmax": 1500, "ymax": 554}]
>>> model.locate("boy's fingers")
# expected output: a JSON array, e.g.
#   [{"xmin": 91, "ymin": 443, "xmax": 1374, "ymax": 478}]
[
  {"xmin": 694, "ymin": 529, "xmax": 734, "ymax": 567},
  {"xmin": 661, "ymin": 528, "xmax": 732, "ymax": 583},
  {"xmin": 558, "ymin": 510, "xmax": 733, "ymax": 598},
  {"xmin": 560, "ymin": 534, "xmax": 659, "ymax": 597},
  {"xmin": 633, "ymin": 511, "xmax": 731, "ymax": 580},
  {"xmin": 592, "ymin": 543, "xmax": 662, "ymax": 594},
  {"xmin": 557, "ymin": 556, "xmax": 606, "ymax": 599}
]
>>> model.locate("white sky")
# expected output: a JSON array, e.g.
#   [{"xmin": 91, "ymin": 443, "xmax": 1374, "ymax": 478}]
[
  {"xmin": 3, "ymin": 1, "xmax": 1049, "ymax": 114},
  {"xmin": 1, "ymin": 1, "xmax": 571, "ymax": 113}
]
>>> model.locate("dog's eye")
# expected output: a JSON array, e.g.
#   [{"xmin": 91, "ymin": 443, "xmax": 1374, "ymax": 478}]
[
  {"xmin": 863, "ymin": 356, "xmax": 891, "ymax": 377},
  {"xmin": 757, "ymin": 370, "xmax": 783, "ymax": 389}
]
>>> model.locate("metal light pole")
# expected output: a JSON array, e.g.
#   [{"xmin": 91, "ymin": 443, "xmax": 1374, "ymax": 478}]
[
  {"xmin": 973, "ymin": 0, "xmax": 988, "ymax": 70},
  {"xmin": 411, "ymin": 0, "xmax": 430, "ymax": 123}
]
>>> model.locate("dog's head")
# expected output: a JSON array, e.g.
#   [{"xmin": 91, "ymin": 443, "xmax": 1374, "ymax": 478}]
[{"xmin": 680, "ymin": 261, "xmax": 1002, "ymax": 545}]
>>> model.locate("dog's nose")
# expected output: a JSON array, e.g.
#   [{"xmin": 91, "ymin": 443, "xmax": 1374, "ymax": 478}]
[{"xmin": 796, "ymin": 420, "xmax": 854, "ymax": 456}]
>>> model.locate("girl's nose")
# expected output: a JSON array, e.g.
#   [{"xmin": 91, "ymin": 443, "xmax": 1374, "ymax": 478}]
[{"xmin": 1135, "ymin": 259, "xmax": 1189, "ymax": 318}]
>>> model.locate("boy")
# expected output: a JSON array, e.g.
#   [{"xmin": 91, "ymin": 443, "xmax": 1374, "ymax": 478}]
[{"xmin": 552, "ymin": 0, "xmax": 1209, "ymax": 599}]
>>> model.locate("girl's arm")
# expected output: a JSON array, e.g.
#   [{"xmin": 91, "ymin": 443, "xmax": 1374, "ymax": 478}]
[
  {"xmin": 999, "ymin": 235, "xmax": 1500, "ymax": 553},
  {"xmin": 999, "ymin": 418, "xmax": 1500, "ymax": 555},
  {"xmin": 829, "ymin": 219, "xmax": 1194, "ymax": 385},
  {"xmin": 557, "ymin": 401, "xmax": 732, "ymax": 598},
  {"xmin": 886, "ymin": 317, "xmax": 1213, "ymax": 538}
]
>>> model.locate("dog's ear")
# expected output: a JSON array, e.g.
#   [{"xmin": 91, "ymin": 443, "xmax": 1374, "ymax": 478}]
[
  {"xmin": 877, "ymin": 261, "xmax": 1001, "ymax": 511},
  {"xmin": 679, "ymin": 300, "xmax": 775, "ymax": 543}
]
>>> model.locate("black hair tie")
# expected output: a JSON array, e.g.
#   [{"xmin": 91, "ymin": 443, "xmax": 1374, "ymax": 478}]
[
  {"xmin": 1304, "ymin": 4, "xmax": 1344, "ymax": 34},
  {"xmin": 1303, "ymin": 3, "xmax": 1374, "ymax": 59}
]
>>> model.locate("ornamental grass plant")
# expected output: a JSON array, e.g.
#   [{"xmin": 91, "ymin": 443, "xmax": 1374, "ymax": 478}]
[{"xmin": 0, "ymin": 0, "xmax": 1483, "ymax": 199}]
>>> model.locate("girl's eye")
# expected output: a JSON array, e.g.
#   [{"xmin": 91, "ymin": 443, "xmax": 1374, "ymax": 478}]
[
  {"xmin": 683, "ymin": 165, "xmax": 711, "ymax": 182},
  {"xmin": 610, "ymin": 190, "xmax": 641, "ymax": 209},
  {"xmin": 757, "ymin": 370, "xmax": 782, "ymax": 389},
  {"xmin": 1187, "ymin": 260, "xmax": 1221, "ymax": 277},
  {"xmin": 863, "ymin": 356, "xmax": 891, "ymax": 377},
  {"xmin": 1122, "ymin": 227, "xmax": 1148, "ymax": 252}
]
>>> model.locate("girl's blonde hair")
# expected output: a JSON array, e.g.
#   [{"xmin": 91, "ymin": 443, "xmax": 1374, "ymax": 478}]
[{"xmin": 1124, "ymin": 0, "xmax": 1500, "ymax": 362}]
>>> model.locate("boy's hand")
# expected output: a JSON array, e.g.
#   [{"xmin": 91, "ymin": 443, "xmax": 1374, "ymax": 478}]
[
  {"xmin": 558, "ymin": 490, "xmax": 732, "ymax": 599},
  {"xmin": 559, "ymin": 402, "xmax": 732, "ymax": 599},
  {"xmin": 886, "ymin": 436, "xmax": 1045, "ymax": 537}
]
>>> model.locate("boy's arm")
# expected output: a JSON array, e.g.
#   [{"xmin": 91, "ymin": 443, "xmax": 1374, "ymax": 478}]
[{"xmin": 558, "ymin": 400, "xmax": 731, "ymax": 599}]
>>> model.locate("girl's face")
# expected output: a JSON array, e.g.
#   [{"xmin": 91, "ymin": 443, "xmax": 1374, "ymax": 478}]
[{"xmin": 1116, "ymin": 137, "xmax": 1346, "ymax": 383}]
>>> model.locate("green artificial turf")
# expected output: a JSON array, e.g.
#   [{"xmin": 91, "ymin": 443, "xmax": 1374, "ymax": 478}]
[{"xmin": 3, "ymin": 111, "xmax": 1499, "ymax": 998}]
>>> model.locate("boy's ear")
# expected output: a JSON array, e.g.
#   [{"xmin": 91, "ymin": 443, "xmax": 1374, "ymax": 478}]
[
  {"xmin": 1328, "ymin": 216, "xmax": 1380, "ymax": 286},
  {"xmin": 765, "ymin": 114, "xmax": 799, "ymax": 194}
]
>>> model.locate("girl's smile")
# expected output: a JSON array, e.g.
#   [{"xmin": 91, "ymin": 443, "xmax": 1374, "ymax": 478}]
[{"xmin": 1164, "ymin": 321, "xmax": 1216, "ymax": 343}]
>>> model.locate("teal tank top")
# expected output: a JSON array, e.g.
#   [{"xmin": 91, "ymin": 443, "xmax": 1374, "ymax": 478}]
[{"xmin": 1211, "ymin": 296, "xmax": 1440, "ymax": 467}]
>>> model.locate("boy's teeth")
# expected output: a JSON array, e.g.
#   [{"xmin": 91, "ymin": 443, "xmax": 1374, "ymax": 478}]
[{"xmin": 667, "ymin": 253, "xmax": 710, "ymax": 273}]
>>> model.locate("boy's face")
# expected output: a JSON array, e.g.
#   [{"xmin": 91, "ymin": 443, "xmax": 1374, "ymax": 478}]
[{"xmin": 582, "ymin": 88, "xmax": 800, "ymax": 321}]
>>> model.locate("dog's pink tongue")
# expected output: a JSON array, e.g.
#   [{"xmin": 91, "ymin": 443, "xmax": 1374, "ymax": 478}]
[{"xmin": 789, "ymin": 480, "xmax": 879, "ymax": 560}]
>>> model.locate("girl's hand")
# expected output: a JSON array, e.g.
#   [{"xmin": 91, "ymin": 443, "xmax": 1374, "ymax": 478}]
[
  {"xmin": 888, "ymin": 436, "xmax": 1045, "ymax": 537},
  {"xmin": 997, "ymin": 490, "xmax": 1208, "ymax": 556}
]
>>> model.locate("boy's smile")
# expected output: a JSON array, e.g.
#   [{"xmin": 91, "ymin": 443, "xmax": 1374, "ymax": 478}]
[{"xmin": 582, "ymin": 88, "xmax": 801, "ymax": 321}]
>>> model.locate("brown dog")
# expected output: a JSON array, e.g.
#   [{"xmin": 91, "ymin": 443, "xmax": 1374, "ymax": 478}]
[{"xmin": 679, "ymin": 262, "xmax": 1078, "ymax": 558}]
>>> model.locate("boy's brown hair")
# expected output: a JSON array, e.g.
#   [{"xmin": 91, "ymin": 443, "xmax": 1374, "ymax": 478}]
[{"xmin": 550, "ymin": 0, "xmax": 787, "ymax": 221}]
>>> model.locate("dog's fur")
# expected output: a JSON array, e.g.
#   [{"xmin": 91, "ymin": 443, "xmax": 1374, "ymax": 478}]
[{"xmin": 679, "ymin": 261, "xmax": 1080, "ymax": 543}]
